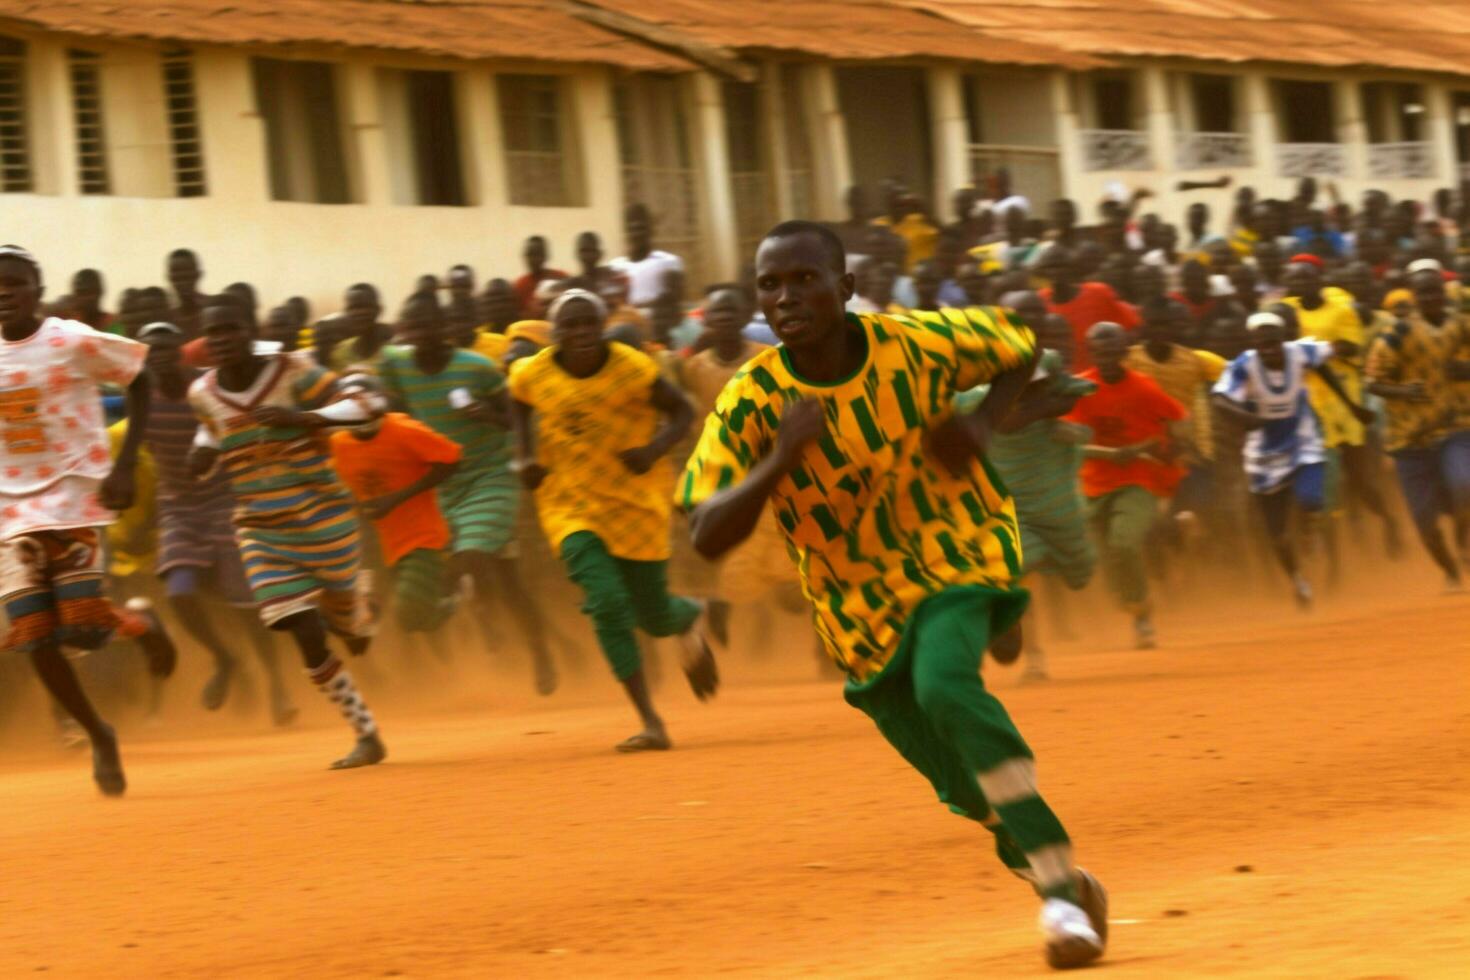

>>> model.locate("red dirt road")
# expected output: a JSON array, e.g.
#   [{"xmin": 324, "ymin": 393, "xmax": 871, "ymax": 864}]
[{"xmin": 1, "ymin": 587, "xmax": 1467, "ymax": 977}]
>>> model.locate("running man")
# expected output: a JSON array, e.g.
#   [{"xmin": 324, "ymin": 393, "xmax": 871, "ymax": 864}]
[
  {"xmin": 1066, "ymin": 322, "xmax": 1187, "ymax": 649},
  {"xmin": 1365, "ymin": 268, "xmax": 1470, "ymax": 589},
  {"xmin": 375, "ymin": 292, "xmax": 558, "ymax": 695},
  {"xmin": 509, "ymin": 289, "xmax": 718, "ymax": 753},
  {"xmin": 980, "ymin": 292, "xmax": 1098, "ymax": 680},
  {"xmin": 137, "ymin": 321, "xmax": 296, "ymax": 724},
  {"xmin": 680, "ymin": 223, "xmax": 1108, "ymax": 970},
  {"xmin": 329, "ymin": 376, "xmax": 464, "ymax": 634},
  {"xmin": 1213, "ymin": 311, "xmax": 1377, "ymax": 607},
  {"xmin": 188, "ymin": 296, "xmax": 386, "ymax": 769},
  {"xmin": 0, "ymin": 245, "xmax": 176, "ymax": 795},
  {"xmin": 1281, "ymin": 255, "xmax": 1402, "ymax": 557}
]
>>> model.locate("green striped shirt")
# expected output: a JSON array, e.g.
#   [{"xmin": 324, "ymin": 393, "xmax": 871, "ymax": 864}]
[{"xmin": 375, "ymin": 346, "xmax": 510, "ymax": 473}]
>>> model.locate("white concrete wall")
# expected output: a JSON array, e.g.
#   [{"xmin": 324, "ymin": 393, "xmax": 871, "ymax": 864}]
[{"xmin": 1, "ymin": 38, "xmax": 627, "ymax": 317}]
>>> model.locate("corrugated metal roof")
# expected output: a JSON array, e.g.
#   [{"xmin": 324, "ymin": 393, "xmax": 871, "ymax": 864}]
[
  {"xmin": 567, "ymin": 0, "xmax": 1100, "ymax": 68},
  {"xmin": 902, "ymin": 1, "xmax": 1470, "ymax": 77},
  {"xmin": 0, "ymin": 0, "xmax": 692, "ymax": 70}
]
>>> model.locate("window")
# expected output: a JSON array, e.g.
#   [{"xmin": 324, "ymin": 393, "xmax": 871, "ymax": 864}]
[
  {"xmin": 162, "ymin": 50, "xmax": 206, "ymax": 196},
  {"xmin": 1274, "ymin": 80, "xmax": 1336, "ymax": 142},
  {"xmin": 252, "ymin": 57, "xmax": 352, "ymax": 204},
  {"xmin": 0, "ymin": 36, "xmax": 31, "ymax": 192},
  {"xmin": 1188, "ymin": 74, "xmax": 1237, "ymax": 132},
  {"xmin": 1091, "ymin": 73, "xmax": 1137, "ymax": 130},
  {"xmin": 67, "ymin": 50, "xmax": 109, "ymax": 195},
  {"xmin": 1361, "ymin": 82, "xmax": 1425, "ymax": 143},
  {"xmin": 406, "ymin": 71, "xmax": 466, "ymax": 206},
  {"xmin": 498, "ymin": 73, "xmax": 584, "ymax": 207}
]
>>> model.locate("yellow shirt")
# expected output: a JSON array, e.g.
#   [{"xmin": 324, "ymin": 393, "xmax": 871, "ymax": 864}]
[
  {"xmin": 506, "ymin": 319, "xmax": 552, "ymax": 349},
  {"xmin": 106, "ymin": 420, "xmax": 156, "ymax": 577},
  {"xmin": 874, "ymin": 214, "xmax": 938, "ymax": 271},
  {"xmin": 1365, "ymin": 313, "xmax": 1470, "ymax": 451},
  {"xmin": 678, "ymin": 308, "xmax": 1035, "ymax": 682},
  {"xmin": 470, "ymin": 328, "xmax": 511, "ymax": 363},
  {"xmin": 507, "ymin": 343, "xmax": 672, "ymax": 561},
  {"xmin": 676, "ymin": 341, "xmax": 771, "ymax": 418},
  {"xmin": 1284, "ymin": 289, "xmax": 1366, "ymax": 447},
  {"xmin": 1123, "ymin": 344, "xmax": 1226, "ymax": 460}
]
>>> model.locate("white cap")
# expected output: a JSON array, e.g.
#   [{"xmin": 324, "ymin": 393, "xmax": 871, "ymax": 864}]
[
  {"xmin": 1407, "ymin": 258, "xmax": 1443, "ymax": 276},
  {"xmin": 1246, "ymin": 312, "xmax": 1285, "ymax": 332},
  {"xmin": 136, "ymin": 321, "xmax": 182, "ymax": 340},
  {"xmin": 1209, "ymin": 274, "xmax": 1236, "ymax": 297}
]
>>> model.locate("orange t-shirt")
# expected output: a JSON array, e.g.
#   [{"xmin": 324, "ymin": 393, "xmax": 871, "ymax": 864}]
[
  {"xmin": 1065, "ymin": 367, "xmax": 1187, "ymax": 499},
  {"xmin": 328, "ymin": 413, "xmax": 462, "ymax": 565}
]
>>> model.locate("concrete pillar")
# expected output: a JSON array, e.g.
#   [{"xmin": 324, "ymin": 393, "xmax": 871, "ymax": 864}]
[
  {"xmin": 343, "ymin": 62, "xmax": 394, "ymax": 206},
  {"xmin": 27, "ymin": 38, "xmax": 78, "ymax": 197},
  {"xmin": 575, "ymin": 67, "xmax": 623, "ymax": 224},
  {"xmin": 691, "ymin": 71, "xmax": 739, "ymax": 280},
  {"xmin": 456, "ymin": 66, "xmax": 506, "ymax": 210},
  {"xmin": 1050, "ymin": 71, "xmax": 1083, "ymax": 204},
  {"xmin": 1141, "ymin": 64, "xmax": 1171, "ymax": 209},
  {"xmin": 1243, "ymin": 71, "xmax": 1277, "ymax": 180},
  {"xmin": 194, "ymin": 50, "xmax": 270, "ymax": 205},
  {"xmin": 805, "ymin": 64, "xmax": 851, "ymax": 220},
  {"xmin": 928, "ymin": 65, "xmax": 970, "ymax": 204},
  {"xmin": 1425, "ymin": 82, "xmax": 1455, "ymax": 186},
  {"xmin": 758, "ymin": 60, "xmax": 794, "ymax": 219},
  {"xmin": 1335, "ymin": 78, "xmax": 1366, "ymax": 180}
]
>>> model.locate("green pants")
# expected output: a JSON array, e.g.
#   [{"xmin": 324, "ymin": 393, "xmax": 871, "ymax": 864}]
[
  {"xmin": 561, "ymin": 531, "xmax": 700, "ymax": 681},
  {"xmin": 1086, "ymin": 484, "xmax": 1156, "ymax": 612},
  {"xmin": 393, "ymin": 548, "xmax": 455, "ymax": 634},
  {"xmin": 844, "ymin": 587, "xmax": 1078, "ymax": 902}
]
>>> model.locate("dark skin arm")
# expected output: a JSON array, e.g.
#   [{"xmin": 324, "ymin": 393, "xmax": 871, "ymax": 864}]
[
  {"xmin": 511, "ymin": 398, "xmax": 547, "ymax": 490},
  {"xmin": 689, "ymin": 399, "xmax": 825, "ymax": 560},
  {"xmin": 993, "ymin": 383, "xmax": 1084, "ymax": 434},
  {"xmin": 362, "ymin": 460, "xmax": 459, "ymax": 521},
  {"xmin": 926, "ymin": 358, "xmax": 1037, "ymax": 477},
  {"xmin": 460, "ymin": 388, "xmax": 511, "ymax": 428},
  {"xmin": 1313, "ymin": 364, "xmax": 1377, "ymax": 426},
  {"xmin": 99, "ymin": 371, "xmax": 151, "ymax": 511},
  {"xmin": 619, "ymin": 378, "xmax": 693, "ymax": 474},
  {"xmin": 1212, "ymin": 392, "xmax": 1268, "ymax": 430}
]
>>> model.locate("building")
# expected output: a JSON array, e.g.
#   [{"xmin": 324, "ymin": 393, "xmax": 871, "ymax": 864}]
[{"xmin": 2, "ymin": 1, "xmax": 1470, "ymax": 312}]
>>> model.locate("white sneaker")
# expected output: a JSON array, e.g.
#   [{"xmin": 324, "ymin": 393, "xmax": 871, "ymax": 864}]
[
  {"xmin": 1039, "ymin": 898, "xmax": 1104, "ymax": 970},
  {"xmin": 1292, "ymin": 573, "xmax": 1313, "ymax": 610}
]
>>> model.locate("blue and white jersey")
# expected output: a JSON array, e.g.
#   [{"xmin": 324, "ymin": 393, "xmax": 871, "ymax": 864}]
[{"xmin": 1214, "ymin": 340, "xmax": 1334, "ymax": 493}]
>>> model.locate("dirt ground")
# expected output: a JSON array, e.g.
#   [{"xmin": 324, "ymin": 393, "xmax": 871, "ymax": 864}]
[{"xmin": 0, "ymin": 567, "xmax": 1467, "ymax": 978}]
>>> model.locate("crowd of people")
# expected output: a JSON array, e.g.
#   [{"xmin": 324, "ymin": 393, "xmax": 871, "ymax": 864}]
[{"xmin": 4, "ymin": 171, "xmax": 1469, "ymax": 970}]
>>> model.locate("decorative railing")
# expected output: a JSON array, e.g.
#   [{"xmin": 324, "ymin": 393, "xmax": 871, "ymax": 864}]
[
  {"xmin": 1078, "ymin": 129, "xmax": 1151, "ymax": 172},
  {"xmin": 1366, "ymin": 141, "xmax": 1435, "ymax": 180},
  {"xmin": 968, "ymin": 144, "xmax": 1062, "ymax": 205},
  {"xmin": 1176, "ymin": 131, "xmax": 1251, "ymax": 170},
  {"xmin": 1276, "ymin": 143, "xmax": 1348, "ymax": 178}
]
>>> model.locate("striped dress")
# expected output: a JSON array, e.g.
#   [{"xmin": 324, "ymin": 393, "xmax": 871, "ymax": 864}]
[
  {"xmin": 145, "ymin": 377, "xmax": 247, "ymax": 593},
  {"xmin": 376, "ymin": 346, "xmax": 518, "ymax": 556},
  {"xmin": 188, "ymin": 352, "xmax": 367, "ymax": 633}
]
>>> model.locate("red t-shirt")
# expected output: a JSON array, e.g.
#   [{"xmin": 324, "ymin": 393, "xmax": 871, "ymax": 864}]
[
  {"xmin": 1065, "ymin": 368, "xmax": 1187, "ymax": 499},
  {"xmin": 328, "ymin": 413, "xmax": 463, "ymax": 566},
  {"xmin": 1041, "ymin": 282, "xmax": 1140, "ymax": 370},
  {"xmin": 513, "ymin": 269, "xmax": 570, "ymax": 315}
]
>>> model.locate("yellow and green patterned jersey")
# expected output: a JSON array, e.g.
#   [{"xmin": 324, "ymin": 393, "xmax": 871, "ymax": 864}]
[
  {"xmin": 508, "ymin": 342, "xmax": 673, "ymax": 561},
  {"xmin": 678, "ymin": 309, "xmax": 1036, "ymax": 682}
]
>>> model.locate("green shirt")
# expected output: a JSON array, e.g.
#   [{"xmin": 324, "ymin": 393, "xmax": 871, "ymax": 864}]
[{"xmin": 375, "ymin": 346, "xmax": 510, "ymax": 473}]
